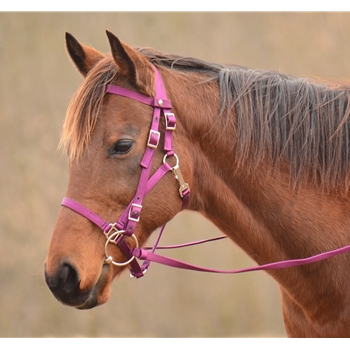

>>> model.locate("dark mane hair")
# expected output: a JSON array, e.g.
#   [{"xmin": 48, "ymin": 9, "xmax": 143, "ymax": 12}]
[
  {"xmin": 220, "ymin": 68, "xmax": 350, "ymax": 193},
  {"xmin": 62, "ymin": 46, "xmax": 350, "ymax": 194},
  {"xmin": 140, "ymin": 47, "xmax": 350, "ymax": 194}
]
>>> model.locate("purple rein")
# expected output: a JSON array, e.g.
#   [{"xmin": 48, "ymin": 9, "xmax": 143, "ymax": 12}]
[{"xmin": 61, "ymin": 65, "xmax": 350, "ymax": 279}]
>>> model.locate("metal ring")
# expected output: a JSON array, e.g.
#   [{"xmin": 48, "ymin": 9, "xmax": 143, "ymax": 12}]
[
  {"xmin": 163, "ymin": 153, "xmax": 179, "ymax": 169},
  {"xmin": 104, "ymin": 231, "xmax": 139, "ymax": 266}
]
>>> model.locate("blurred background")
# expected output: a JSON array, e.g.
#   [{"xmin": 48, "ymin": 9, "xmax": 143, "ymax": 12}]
[{"xmin": 2, "ymin": 12, "xmax": 350, "ymax": 338}]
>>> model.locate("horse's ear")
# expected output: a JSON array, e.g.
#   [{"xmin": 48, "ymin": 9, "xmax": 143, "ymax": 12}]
[
  {"xmin": 65, "ymin": 32, "xmax": 105, "ymax": 77},
  {"xmin": 106, "ymin": 30, "xmax": 154, "ymax": 95}
]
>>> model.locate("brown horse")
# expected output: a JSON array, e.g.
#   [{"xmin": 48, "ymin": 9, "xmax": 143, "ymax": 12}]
[{"xmin": 45, "ymin": 31, "xmax": 350, "ymax": 337}]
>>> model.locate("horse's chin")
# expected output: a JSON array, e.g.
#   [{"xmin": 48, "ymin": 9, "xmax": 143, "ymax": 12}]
[
  {"xmin": 76, "ymin": 264, "xmax": 113, "ymax": 309},
  {"xmin": 75, "ymin": 287, "xmax": 110, "ymax": 310}
]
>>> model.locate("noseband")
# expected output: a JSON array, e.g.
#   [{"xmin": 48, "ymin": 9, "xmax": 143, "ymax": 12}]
[
  {"xmin": 61, "ymin": 65, "xmax": 190, "ymax": 278},
  {"xmin": 61, "ymin": 65, "xmax": 350, "ymax": 279}
]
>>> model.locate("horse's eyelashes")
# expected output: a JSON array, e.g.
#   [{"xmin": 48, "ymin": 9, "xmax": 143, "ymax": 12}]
[{"xmin": 109, "ymin": 139, "xmax": 134, "ymax": 156}]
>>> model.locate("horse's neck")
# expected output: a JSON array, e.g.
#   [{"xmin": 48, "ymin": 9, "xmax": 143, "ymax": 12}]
[
  {"xmin": 168, "ymin": 68, "xmax": 350, "ymax": 261},
  {"xmin": 169, "ymin": 68, "xmax": 350, "ymax": 328},
  {"xmin": 192, "ymin": 132, "xmax": 350, "ymax": 333}
]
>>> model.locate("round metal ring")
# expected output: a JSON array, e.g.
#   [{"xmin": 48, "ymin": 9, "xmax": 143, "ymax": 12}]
[
  {"xmin": 104, "ymin": 231, "xmax": 139, "ymax": 266},
  {"xmin": 163, "ymin": 153, "xmax": 179, "ymax": 169}
]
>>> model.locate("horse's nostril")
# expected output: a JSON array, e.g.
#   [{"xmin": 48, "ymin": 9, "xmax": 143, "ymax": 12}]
[
  {"xmin": 45, "ymin": 260, "xmax": 101, "ymax": 308},
  {"xmin": 59, "ymin": 263, "xmax": 80, "ymax": 294},
  {"xmin": 45, "ymin": 261, "xmax": 81, "ymax": 298}
]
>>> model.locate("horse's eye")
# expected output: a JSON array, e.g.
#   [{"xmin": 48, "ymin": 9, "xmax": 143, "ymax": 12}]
[{"xmin": 109, "ymin": 140, "xmax": 134, "ymax": 156}]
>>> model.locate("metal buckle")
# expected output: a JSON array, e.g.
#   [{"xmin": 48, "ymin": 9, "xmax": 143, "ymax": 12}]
[
  {"xmin": 104, "ymin": 224, "xmax": 139, "ymax": 266},
  {"xmin": 128, "ymin": 203, "xmax": 142, "ymax": 222},
  {"xmin": 147, "ymin": 130, "xmax": 160, "ymax": 148},
  {"xmin": 165, "ymin": 113, "xmax": 176, "ymax": 130}
]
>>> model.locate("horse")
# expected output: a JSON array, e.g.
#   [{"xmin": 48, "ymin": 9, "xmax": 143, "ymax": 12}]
[{"xmin": 45, "ymin": 30, "xmax": 350, "ymax": 337}]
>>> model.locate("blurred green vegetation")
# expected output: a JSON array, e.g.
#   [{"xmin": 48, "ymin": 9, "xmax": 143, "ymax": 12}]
[{"xmin": 2, "ymin": 12, "xmax": 350, "ymax": 337}]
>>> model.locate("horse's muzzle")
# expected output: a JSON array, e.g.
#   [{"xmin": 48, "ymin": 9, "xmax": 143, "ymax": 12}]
[{"xmin": 44, "ymin": 260, "xmax": 107, "ymax": 309}]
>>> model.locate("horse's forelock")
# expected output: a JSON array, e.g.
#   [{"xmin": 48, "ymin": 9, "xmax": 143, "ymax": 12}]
[{"xmin": 59, "ymin": 58, "xmax": 116, "ymax": 161}]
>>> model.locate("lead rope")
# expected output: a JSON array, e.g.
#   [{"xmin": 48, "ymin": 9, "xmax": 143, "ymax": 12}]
[
  {"xmin": 133, "ymin": 234, "xmax": 350, "ymax": 274},
  {"xmin": 139, "ymin": 224, "xmax": 167, "ymax": 274}
]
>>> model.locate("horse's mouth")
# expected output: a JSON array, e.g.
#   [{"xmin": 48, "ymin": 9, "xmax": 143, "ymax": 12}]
[
  {"xmin": 76, "ymin": 266, "xmax": 112, "ymax": 309},
  {"xmin": 45, "ymin": 263, "xmax": 112, "ymax": 309},
  {"xmin": 74, "ymin": 288, "xmax": 100, "ymax": 310}
]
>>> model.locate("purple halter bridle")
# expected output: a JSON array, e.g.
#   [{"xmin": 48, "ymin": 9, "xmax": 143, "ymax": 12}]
[
  {"xmin": 61, "ymin": 65, "xmax": 350, "ymax": 279},
  {"xmin": 62, "ymin": 65, "xmax": 190, "ymax": 278}
]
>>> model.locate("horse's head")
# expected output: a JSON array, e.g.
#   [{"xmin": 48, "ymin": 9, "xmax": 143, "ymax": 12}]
[{"xmin": 44, "ymin": 31, "xmax": 191, "ymax": 309}]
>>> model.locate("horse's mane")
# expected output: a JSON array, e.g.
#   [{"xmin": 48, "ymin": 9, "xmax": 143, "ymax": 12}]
[
  {"xmin": 61, "ymin": 46, "xmax": 350, "ymax": 194},
  {"xmin": 218, "ymin": 67, "xmax": 350, "ymax": 194},
  {"xmin": 140, "ymin": 47, "xmax": 350, "ymax": 194}
]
